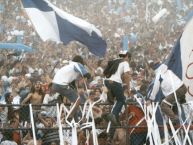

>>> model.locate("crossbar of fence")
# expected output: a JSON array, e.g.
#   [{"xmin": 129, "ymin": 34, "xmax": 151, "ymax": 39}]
[{"xmin": 0, "ymin": 102, "xmax": 193, "ymax": 145}]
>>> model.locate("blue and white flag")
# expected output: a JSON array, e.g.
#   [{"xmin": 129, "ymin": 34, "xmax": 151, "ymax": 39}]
[
  {"xmin": 21, "ymin": 0, "xmax": 107, "ymax": 57},
  {"xmin": 165, "ymin": 17, "xmax": 193, "ymax": 101},
  {"xmin": 148, "ymin": 17, "xmax": 193, "ymax": 101},
  {"xmin": 166, "ymin": 18, "xmax": 193, "ymax": 101}
]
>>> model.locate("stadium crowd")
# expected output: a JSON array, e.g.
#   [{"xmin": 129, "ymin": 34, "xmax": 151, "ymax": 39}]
[{"xmin": 0, "ymin": 0, "xmax": 193, "ymax": 145}]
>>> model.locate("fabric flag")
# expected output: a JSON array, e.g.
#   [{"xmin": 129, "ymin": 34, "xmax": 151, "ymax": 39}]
[
  {"xmin": 122, "ymin": 35, "xmax": 129, "ymax": 51},
  {"xmin": 147, "ymin": 17, "xmax": 193, "ymax": 101},
  {"xmin": 165, "ymin": 17, "xmax": 193, "ymax": 101},
  {"xmin": 21, "ymin": 0, "xmax": 107, "ymax": 57},
  {"xmin": 0, "ymin": 43, "xmax": 33, "ymax": 52},
  {"xmin": 125, "ymin": 0, "xmax": 132, "ymax": 8},
  {"xmin": 184, "ymin": 10, "xmax": 193, "ymax": 22},
  {"xmin": 176, "ymin": 0, "xmax": 183, "ymax": 10}
]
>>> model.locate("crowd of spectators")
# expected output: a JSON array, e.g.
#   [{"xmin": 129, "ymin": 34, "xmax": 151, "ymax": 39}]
[{"xmin": 0, "ymin": 0, "xmax": 193, "ymax": 144}]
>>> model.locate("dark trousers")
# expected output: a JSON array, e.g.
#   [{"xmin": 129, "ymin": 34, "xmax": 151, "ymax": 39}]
[
  {"xmin": 52, "ymin": 83, "xmax": 78, "ymax": 103},
  {"xmin": 52, "ymin": 83, "xmax": 80, "ymax": 121},
  {"xmin": 105, "ymin": 80, "xmax": 126, "ymax": 139},
  {"xmin": 104, "ymin": 80, "xmax": 126, "ymax": 118},
  {"xmin": 160, "ymin": 84, "xmax": 187, "ymax": 121}
]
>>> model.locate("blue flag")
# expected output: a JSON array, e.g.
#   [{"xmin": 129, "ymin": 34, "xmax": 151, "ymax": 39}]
[
  {"xmin": 0, "ymin": 43, "xmax": 33, "ymax": 52},
  {"xmin": 21, "ymin": 0, "xmax": 107, "ymax": 57},
  {"xmin": 184, "ymin": 10, "xmax": 193, "ymax": 22},
  {"xmin": 176, "ymin": 0, "xmax": 183, "ymax": 10},
  {"xmin": 122, "ymin": 35, "xmax": 129, "ymax": 51}
]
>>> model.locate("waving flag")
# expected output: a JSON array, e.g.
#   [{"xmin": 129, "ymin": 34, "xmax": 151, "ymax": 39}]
[
  {"xmin": 21, "ymin": 0, "xmax": 107, "ymax": 57},
  {"xmin": 0, "ymin": 43, "xmax": 34, "ymax": 52},
  {"xmin": 165, "ymin": 17, "xmax": 193, "ymax": 101},
  {"xmin": 147, "ymin": 17, "xmax": 193, "ymax": 102}
]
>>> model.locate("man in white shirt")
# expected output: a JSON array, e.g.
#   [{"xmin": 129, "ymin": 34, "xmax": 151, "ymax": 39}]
[
  {"xmin": 148, "ymin": 63, "xmax": 187, "ymax": 124},
  {"xmin": 104, "ymin": 50, "xmax": 131, "ymax": 142},
  {"xmin": 52, "ymin": 55, "xmax": 91, "ymax": 119},
  {"xmin": 104, "ymin": 50, "xmax": 131, "ymax": 124}
]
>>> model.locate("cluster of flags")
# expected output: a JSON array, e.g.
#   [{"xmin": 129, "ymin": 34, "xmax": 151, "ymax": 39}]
[{"xmin": 21, "ymin": 0, "xmax": 107, "ymax": 57}]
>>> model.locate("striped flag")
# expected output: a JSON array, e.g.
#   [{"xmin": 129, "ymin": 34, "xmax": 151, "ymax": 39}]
[
  {"xmin": 147, "ymin": 17, "xmax": 193, "ymax": 102},
  {"xmin": 21, "ymin": 0, "xmax": 107, "ymax": 57},
  {"xmin": 165, "ymin": 17, "xmax": 193, "ymax": 101}
]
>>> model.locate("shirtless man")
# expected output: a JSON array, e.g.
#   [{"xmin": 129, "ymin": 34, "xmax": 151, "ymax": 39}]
[{"xmin": 21, "ymin": 81, "xmax": 44, "ymax": 111}]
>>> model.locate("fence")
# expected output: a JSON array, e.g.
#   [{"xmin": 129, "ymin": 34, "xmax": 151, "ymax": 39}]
[{"xmin": 0, "ymin": 102, "xmax": 193, "ymax": 145}]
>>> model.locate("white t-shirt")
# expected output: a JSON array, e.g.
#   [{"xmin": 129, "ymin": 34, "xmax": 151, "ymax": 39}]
[
  {"xmin": 52, "ymin": 61, "xmax": 88, "ymax": 85},
  {"xmin": 12, "ymin": 95, "xmax": 21, "ymax": 109},
  {"xmin": 108, "ymin": 61, "xmax": 131, "ymax": 84},
  {"xmin": 149, "ymin": 64, "xmax": 184, "ymax": 100}
]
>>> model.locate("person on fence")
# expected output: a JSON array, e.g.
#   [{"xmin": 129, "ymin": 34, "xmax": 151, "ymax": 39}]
[
  {"xmin": 147, "ymin": 63, "xmax": 187, "ymax": 124},
  {"xmin": 103, "ymin": 50, "xmax": 132, "ymax": 141},
  {"xmin": 51, "ymin": 55, "xmax": 91, "ymax": 120}
]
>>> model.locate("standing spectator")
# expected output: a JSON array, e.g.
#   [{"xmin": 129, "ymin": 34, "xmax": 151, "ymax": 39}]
[
  {"xmin": 95, "ymin": 59, "xmax": 104, "ymax": 77},
  {"xmin": 0, "ymin": 101, "xmax": 8, "ymax": 125},
  {"xmin": 1, "ymin": 76, "xmax": 10, "ymax": 95},
  {"xmin": 20, "ymin": 81, "xmax": 44, "ymax": 123},
  {"xmin": 21, "ymin": 81, "xmax": 44, "ymax": 111},
  {"xmin": 41, "ymin": 84, "xmax": 59, "ymax": 118},
  {"xmin": 4, "ymin": 92, "xmax": 16, "ymax": 121}
]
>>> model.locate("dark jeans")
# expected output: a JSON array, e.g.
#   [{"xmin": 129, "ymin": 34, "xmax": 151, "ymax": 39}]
[
  {"xmin": 52, "ymin": 83, "xmax": 81, "ymax": 121},
  {"xmin": 160, "ymin": 84, "xmax": 187, "ymax": 121},
  {"xmin": 104, "ymin": 80, "xmax": 126, "ymax": 118},
  {"xmin": 52, "ymin": 83, "xmax": 78, "ymax": 103}
]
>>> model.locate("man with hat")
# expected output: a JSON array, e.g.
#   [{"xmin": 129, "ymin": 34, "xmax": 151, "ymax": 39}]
[{"xmin": 104, "ymin": 50, "xmax": 132, "ymax": 140}]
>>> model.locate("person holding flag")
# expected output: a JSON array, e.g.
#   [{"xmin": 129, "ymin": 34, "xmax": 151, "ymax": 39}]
[{"xmin": 147, "ymin": 62, "xmax": 187, "ymax": 124}]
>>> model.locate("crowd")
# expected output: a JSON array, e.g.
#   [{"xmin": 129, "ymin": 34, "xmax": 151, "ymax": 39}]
[{"xmin": 0, "ymin": 0, "xmax": 193, "ymax": 145}]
